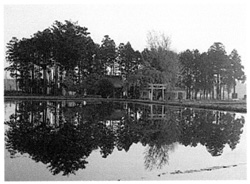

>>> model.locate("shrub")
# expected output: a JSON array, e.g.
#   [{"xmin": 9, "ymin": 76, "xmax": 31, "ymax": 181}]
[{"xmin": 96, "ymin": 79, "xmax": 114, "ymax": 98}]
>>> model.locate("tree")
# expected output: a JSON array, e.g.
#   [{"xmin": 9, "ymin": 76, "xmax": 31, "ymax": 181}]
[
  {"xmin": 5, "ymin": 20, "xmax": 108, "ymax": 96},
  {"xmin": 5, "ymin": 37, "xmax": 40, "ymax": 93},
  {"xmin": 117, "ymin": 42, "xmax": 142, "ymax": 98},
  {"xmin": 229, "ymin": 49, "xmax": 246, "ymax": 95},
  {"xmin": 81, "ymin": 73, "xmax": 100, "ymax": 95},
  {"xmin": 99, "ymin": 35, "xmax": 117, "ymax": 75},
  {"xmin": 179, "ymin": 49, "xmax": 214, "ymax": 99},
  {"xmin": 33, "ymin": 28, "xmax": 54, "ymax": 94},
  {"xmin": 62, "ymin": 71, "xmax": 78, "ymax": 94},
  {"xmin": 140, "ymin": 32, "xmax": 180, "ymax": 89},
  {"xmin": 5, "ymin": 37, "xmax": 21, "ymax": 91},
  {"xmin": 96, "ymin": 79, "xmax": 115, "ymax": 98},
  {"xmin": 198, "ymin": 52, "xmax": 214, "ymax": 99},
  {"xmin": 179, "ymin": 49, "xmax": 195, "ymax": 99},
  {"xmin": 207, "ymin": 42, "xmax": 229, "ymax": 100},
  {"xmin": 117, "ymin": 42, "xmax": 142, "ymax": 79},
  {"xmin": 51, "ymin": 20, "xmax": 95, "ymax": 95},
  {"xmin": 178, "ymin": 43, "xmax": 245, "ymax": 100}
]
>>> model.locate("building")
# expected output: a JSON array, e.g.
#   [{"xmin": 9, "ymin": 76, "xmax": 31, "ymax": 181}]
[
  {"xmin": 4, "ymin": 79, "xmax": 17, "ymax": 91},
  {"xmin": 235, "ymin": 81, "xmax": 246, "ymax": 99},
  {"xmin": 166, "ymin": 87, "xmax": 186, "ymax": 101},
  {"xmin": 105, "ymin": 75, "xmax": 124, "ymax": 98}
]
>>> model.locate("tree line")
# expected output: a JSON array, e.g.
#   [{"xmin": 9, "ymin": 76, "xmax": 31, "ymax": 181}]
[
  {"xmin": 5, "ymin": 20, "xmax": 245, "ymax": 99},
  {"xmin": 178, "ymin": 43, "xmax": 245, "ymax": 100},
  {"xmin": 5, "ymin": 20, "xmax": 143, "ymax": 96}
]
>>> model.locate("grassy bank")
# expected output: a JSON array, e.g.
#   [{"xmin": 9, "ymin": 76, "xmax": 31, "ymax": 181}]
[{"xmin": 4, "ymin": 95, "xmax": 247, "ymax": 113}]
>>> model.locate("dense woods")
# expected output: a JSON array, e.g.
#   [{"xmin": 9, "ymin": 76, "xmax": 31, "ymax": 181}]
[
  {"xmin": 5, "ymin": 20, "xmax": 245, "ymax": 100},
  {"xmin": 178, "ymin": 43, "xmax": 245, "ymax": 99}
]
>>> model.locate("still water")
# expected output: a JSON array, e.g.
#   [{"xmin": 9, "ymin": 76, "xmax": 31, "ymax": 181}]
[{"xmin": 4, "ymin": 100, "xmax": 247, "ymax": 181}]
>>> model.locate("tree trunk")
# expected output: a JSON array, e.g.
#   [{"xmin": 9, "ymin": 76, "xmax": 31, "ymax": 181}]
[
  {"xmin": 43, "ymin": 65, "xmax": 47, "ymax": 95},
  {"xmin": 215, "ymin": 111, "xmax": 219, "ymax": 124},
  {"xmin": 222, "ymin": 85, "xmax": 225, "ymax": 100},
  {"xmin": 78, "ymin": 61, "xmax": 81, "ymax": 94},
  {"xmin": 216, "ymin": 74, "xmax": 220, "ymax": 100},
  {"xmin": 55, "ymin": 102, "xmax": 58, "ymax": 127},
  {"xmin": 212, "ymin": 86, "xmax": 214, "ymax": 100},
  {"xmin": 42, "ymin": 102, "xmax": 47, "ymax": 126},
  {"xmin": 219, "ymin": 77, "xmax": 223, "ymax": 100},
  {"xmin": 233, "ymin": 80, "xmax": 236, "ymax": 94},
  {"xmin": 31, "ymin": 65, "xmax": 34, "ymax": 94},
  {"xmin": 31, "ymin": 111, "xmax": 34, "ymax": 124},
  {"xmin": 54, "ymin": 64, "xmax": 58, "ymax": 96},
  {"xmin": 195, "ymin": 90, "xmax": 198, "ymax": 100}
]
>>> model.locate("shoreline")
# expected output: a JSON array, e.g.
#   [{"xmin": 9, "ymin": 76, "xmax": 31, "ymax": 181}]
[{"xmin": 4, "ymin": 96, "xmax": 247, "ymax": 113}]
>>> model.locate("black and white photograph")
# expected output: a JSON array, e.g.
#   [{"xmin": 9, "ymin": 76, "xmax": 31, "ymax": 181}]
[{"xmin": 2, "ymin": 0, "xmax": 248, "ymax": 181}]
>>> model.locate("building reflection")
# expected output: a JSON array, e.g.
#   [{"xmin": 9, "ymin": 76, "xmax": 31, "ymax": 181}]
[{"xmin": 5, "ymin": 100, "xmax": 245, "ymax": 176}]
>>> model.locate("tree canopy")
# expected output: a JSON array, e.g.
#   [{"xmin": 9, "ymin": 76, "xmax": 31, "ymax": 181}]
[
  {"xmin": 5, "ymin": 20, "xmax": 245, "ymax": 100},
  {"xmin": 178, "ymin": 42, "xmax": 245, "ymax": 100}
]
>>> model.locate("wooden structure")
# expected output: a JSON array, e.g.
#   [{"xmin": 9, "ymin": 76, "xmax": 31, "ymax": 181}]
[
  {"xmin": 140, "ymin": 83, "xmax": 186, "ymax": 101},
  {"xmin": 141, "ymin": 84, "xmax": 169, "ymax": 101},
  {"xmin": 148, "ymin": 104, "xmax": 166, "ymax": 119}
]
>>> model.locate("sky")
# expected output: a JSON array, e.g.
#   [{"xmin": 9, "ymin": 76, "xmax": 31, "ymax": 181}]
[{"xmin": 3, "ymin": 0, "xmax": 249, "ymax": 70}]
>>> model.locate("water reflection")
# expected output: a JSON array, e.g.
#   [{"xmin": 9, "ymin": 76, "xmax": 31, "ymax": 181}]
[{"xmin": 5, "ymin": 101, "xmax": 245, "ymax": 176}]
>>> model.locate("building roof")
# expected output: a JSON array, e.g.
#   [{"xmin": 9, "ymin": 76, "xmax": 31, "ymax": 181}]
[
  {"xmin": 105, "ymin": 75, "xmax": 124, "ymax": 88},
  {"xmin": 173, "ymin": 87, "xmax": 186, "ymax": 92}
]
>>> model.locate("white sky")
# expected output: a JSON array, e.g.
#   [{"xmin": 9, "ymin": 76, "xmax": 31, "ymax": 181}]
[{"xmin": 3, "ymin": 0, "xmax": 249, "ymax": 69}]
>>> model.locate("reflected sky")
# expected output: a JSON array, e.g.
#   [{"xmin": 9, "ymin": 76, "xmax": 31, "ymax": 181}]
[{"xmin": 4, "ymin": 100, "xmax": 246, "ymax": 181}]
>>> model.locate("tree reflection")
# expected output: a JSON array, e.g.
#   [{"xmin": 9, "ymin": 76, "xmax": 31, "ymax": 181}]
[
  {"xmin": 5, "ymin": 101, "xmax": 116, "ymax": 176},
  {"xmin": 5, "ymin": 101, "xmax": 245, "ymax": 176},
  {"xmin": 179, "ymin": 109, "xmax": 245, "ymax": 156},
  {"xmin": 144, "ymin": 144, "xmax": 175, "ymax": 170},
  {"xmin": 136, "ymin": 106, "xmax": 181, "ymax": 170}
]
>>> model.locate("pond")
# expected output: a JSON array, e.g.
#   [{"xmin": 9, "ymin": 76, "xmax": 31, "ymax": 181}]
[{"xmin": 4, "ymin": 100, "xmax": 247, "ymax": 181}]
